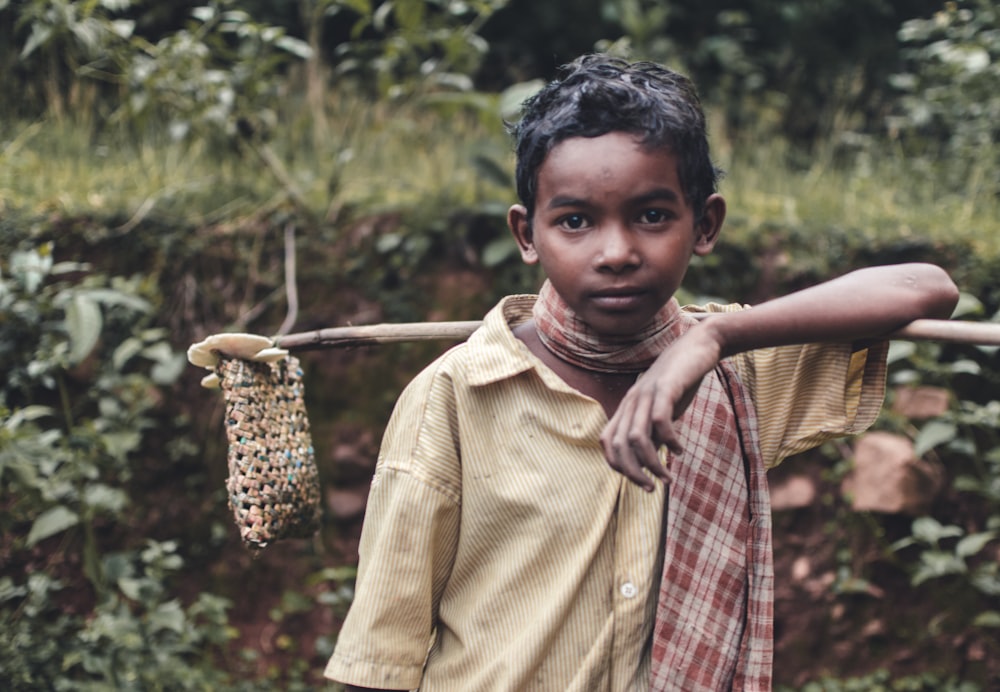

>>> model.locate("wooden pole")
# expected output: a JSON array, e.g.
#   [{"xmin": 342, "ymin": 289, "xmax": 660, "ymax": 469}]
[
  {"xmin": 274, "ymin": 318, "xmax": 1000, "ymax": 351},
  {"xmin": 276, "ymin": 321, "xmax": 483, "ymax": 351}
]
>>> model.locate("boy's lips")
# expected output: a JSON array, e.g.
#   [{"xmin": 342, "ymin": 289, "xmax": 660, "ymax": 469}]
[{"xmin": 589, "ymin": 287, "xmax": 648, "ymax": 310}]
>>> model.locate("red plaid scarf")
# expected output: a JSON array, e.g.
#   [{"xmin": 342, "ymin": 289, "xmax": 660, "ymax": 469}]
[
  {"xmin": 532, "ymin": 280, "xmax": 683, "ymax": 373},
  {"xmin": 650, "ymin": 356, "xmax": 773, "ymax": 691},
  {"xmin": 532, "ymin": 280, "xmax": 773, "ymax": 691}
]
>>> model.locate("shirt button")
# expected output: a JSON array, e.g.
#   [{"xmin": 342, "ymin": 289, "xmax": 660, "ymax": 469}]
[{"xmin": 620, "ymin": 582, "xmax": 638, "ymax": 599}]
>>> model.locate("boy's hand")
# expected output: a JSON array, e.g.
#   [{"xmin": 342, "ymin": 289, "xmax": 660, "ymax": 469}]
[
  {"xmin": 600, "ymin": 264, "xmax": 960, "ymax": 490},
  {"xmin": 600, "ymin": 325, "xmax": 722, "ymax": 491}
]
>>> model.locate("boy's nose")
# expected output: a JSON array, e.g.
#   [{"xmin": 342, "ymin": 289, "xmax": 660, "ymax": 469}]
[{"xmin": 595, "ymin": 225, "xmax": 640, "ymax": 272}]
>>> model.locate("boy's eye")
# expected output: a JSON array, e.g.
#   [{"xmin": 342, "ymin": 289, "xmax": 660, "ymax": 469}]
[
  {"xmin": 558, "ymin": 213, "xmax": 588, "ymax": 230},
  {"xmin": 639, "ymin": 209, "xmax": 668, "ymax": 223}
]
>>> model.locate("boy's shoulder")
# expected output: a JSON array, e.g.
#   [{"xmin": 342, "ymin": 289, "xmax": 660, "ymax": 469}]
[{"xmin": 405, "ymin": 294, "xmax": 539, "ymax": 391}]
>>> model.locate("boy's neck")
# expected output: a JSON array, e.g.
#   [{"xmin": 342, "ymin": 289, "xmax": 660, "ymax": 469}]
[{"xmin": 513, "ymin": 319, "xmax": 638, "ymax": 419}]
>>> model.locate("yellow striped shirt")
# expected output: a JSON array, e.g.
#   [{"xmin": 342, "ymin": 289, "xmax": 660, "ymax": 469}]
[{"xmin": 324, "ymin": 295, "xmax": 887, "ymax": 691}]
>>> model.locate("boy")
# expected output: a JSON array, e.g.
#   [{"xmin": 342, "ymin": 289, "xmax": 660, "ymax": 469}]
[{"xmin": 325, "ymin": 54, "xmax": 958, "ymax": 691}]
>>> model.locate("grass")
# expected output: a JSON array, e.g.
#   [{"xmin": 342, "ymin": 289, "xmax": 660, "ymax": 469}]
[
  {"xmin": 2, "ymin": 90, "xmax": 998, "ymax": 256},
  {"xmin": 0, "ymin": 94, "xmax": 514, "ymax": 228},
  {"xmin": 719, "ymin": 136, "xmax": 1000, "ymax": 256}
]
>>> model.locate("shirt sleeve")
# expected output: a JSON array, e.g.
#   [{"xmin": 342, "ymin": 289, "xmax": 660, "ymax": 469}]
[
  {"xmin": 689, "ymin": 303, "xmax": 889, "ymax": 469},
  {"xmin": 324, "ymin": 360, "xmax": 463, "ymax": 690}
]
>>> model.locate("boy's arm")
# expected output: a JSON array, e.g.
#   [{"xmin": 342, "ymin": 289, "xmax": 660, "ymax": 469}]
[{"xmin": 601, "ymin": 262, "xmax": 959, "ymax": 490}]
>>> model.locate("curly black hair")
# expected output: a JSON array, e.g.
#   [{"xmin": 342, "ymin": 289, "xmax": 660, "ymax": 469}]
[{"xmin": 509, "ymin": 54, "xmax": 722, "ymax": 221}]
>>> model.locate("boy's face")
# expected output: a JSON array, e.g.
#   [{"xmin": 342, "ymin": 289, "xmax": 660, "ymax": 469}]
[{"xmin": 509, "ymin": 132, "xmax": 724, "ymax": 337}]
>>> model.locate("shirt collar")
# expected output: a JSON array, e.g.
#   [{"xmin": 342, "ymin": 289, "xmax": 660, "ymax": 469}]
[{"xmin": 465, "ymin": 294, "xmax": 554, "ymax": 387}]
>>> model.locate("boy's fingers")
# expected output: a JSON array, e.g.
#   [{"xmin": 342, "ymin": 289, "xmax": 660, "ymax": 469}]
[
  {"xmin": 652, "ymin": 417, "xmax": 683, "ymax": 457},
  {"xmin": 629, "ymin": 434, "xmax": 665, "ymax": 483},
  {"xmin": 601, "ymin": 390, "xmax": 665, "ymax": 491},
  {"xmin": 603, "ymin": 435, "xmax": 654, "ymax": 490}
]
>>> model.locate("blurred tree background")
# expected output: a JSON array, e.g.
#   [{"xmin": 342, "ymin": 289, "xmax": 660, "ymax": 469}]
[{"xmin": 2, "ymin": 0, "xmax": 1000, "ymax": 689}]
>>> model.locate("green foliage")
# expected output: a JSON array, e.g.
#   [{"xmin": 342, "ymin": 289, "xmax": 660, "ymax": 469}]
[
  {"xmin": 1, "ymin": 2, "xmax": 1000, "ymax": 685},
  {"xmin": 327, "ymin": 0, "xmax": 508, "ymax": 98},
  {"xmin": 123, "ymin": 1, "xmax": 312, "ymax": 143},
  {"xmin": 6, "ymin": 0, "xmax": 138, "ymax": 119},
  {"xmin": 0, "ymin": 547, "xmax": 237, "ymax": 691},
  {"xmin": 885, "ymin": 355, "xmax": 1000, "ymax": 601},
  {"xmin": 839, "ymin": 312, "xmax": 1000, "ymax": 676},
  {"xmin": 888, "ymin": 0, "xmax": 1000, "ymax": 195},
  {"xmin": 596, "ymin": 0, "xmax": 942, "ymax": 146},
  {"xmin": 0, "ymin": 242, "xmax": 246, "ymax": 690}
]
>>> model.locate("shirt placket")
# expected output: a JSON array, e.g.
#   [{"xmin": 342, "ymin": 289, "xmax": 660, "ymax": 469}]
[{"xmin": 608, "ymin": 476, "xmax": 665, "ymax": 690}]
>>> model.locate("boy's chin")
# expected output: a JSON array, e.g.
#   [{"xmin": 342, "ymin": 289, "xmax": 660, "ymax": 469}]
[{"xmin": 582, "ymin": 314, "xmax": 660, "ymax": 339}]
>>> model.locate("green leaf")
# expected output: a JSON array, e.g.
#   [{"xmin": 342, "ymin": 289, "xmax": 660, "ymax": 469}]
[
  {"xmin": 82, "ymin": 288, "xmax": 151, "ymax": 313},
  {"xmin": 143, "ymin": 341, "xmax": 186, "ymax": 384},
  {"xmin": 889, "ymin": 536, "xmax": 917, "ymax": 553},
  {"xmin": 20, "ymin": 25, "xmax": 53, "ymax": 60},
  {"xmin": 912, "ymin": 550, "xmax": 966, "ymax": 586},
  {"xmin": 911, "ymin": 516, "xmax": 963, "ymax": 546},
  {"xmin": 118, "ymin": 576, "xmax": 145, "ymax": 600},
  {"xmin": 149, "ymin": 600, "xmax": 186, "ymax": 633},
  {"xmin": 102, "ymin": 431, "xmax": 141, "ymax": 463},
  {"xmin": 971, "ymin": 565, "xmax": 1000, "ymax": 596},
  {"xmin": 96, "ymin": 0, "xmax": 131, "ymax": 13},
  {"xmin": 10, "ymin": 247, "xmax": 53, "ymax": 293},
  {"xmin": 109, "ymin": 19, "xmax": 135, "ymax": 39},
  {"xmin": 947, "ymin": 359, "xmax": 981, "ymax": 375},
  {"xmin": 951, "ymin": 292, "xmax": 983, "ymax": 318},
  {"xmin": 112, "ymin": 336, "xmax": 145, "ymax": 371},
  {"xmin": 481, "ymin": 237, "xmax": 517, "ymax": 268},
  {"xmin": 972, "ymin": 611, "xmax": 1000, "ymax": 628},
  {"xmin": 913, "ymin": 419, "xmax": 957, "ymax": 457},
  {"xmin": 191, "ymin": 6, "xmax": 216, "ymax": 22},
  {"xmin": 65, "ymin": 293, "xmax": 103, "ymax": 364},
  {"xmin": 275, "ymin": 35, "xmax": 313, "ymax": 59},
  {"xmin": 26, "ymin": 506, "xmax": 80, "ymax": 547},
  {"xmin": 151, "ymin": 354, "xmax": 186, "ymax": 385},
  {"xmin": 83, "ymin": 484, "xmax": 129, "ymax": 514},
  {"xmin": 3, "ymin": 405, "xmax": 56, "ymax": 430},
  {"xmin": 956, "ymin": 531, "xmax": 996, "ymax": 559},
  {"xmin": 887, "ymin": 340, "xmax": 916, "ymax": 365},
  {"xmin": 0, "ymin": 576, "xmax": 26, "ymax": 603},
  {"xmin": 376, "ymin": 233, "xmax": 402, "ymax": 252}
]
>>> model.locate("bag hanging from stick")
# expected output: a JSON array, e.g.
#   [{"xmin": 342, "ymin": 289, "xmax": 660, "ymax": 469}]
[
  {"xmin": 188, "ymin": 333, "xmax": 322, "ymax": 550},
  {"xmin": 216, "ymin": 355, "xmax": 321, "ymax": 549}
]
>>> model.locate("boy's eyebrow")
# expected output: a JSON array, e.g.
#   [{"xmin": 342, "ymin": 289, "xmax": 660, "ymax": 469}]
[
  {"xmin": 546, "ymin": 188, "xmax": 682, "ymax": 210},
  {"xmin": 632, "ymin": 188, "xmax": 682, "ymax": 205}
]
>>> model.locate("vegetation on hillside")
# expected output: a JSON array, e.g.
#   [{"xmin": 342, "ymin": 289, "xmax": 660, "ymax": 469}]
[{"xmin": 2, "ymin": 0, "xmax": 999, "ymax": 688}]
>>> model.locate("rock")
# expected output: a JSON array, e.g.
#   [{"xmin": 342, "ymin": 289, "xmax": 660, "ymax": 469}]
[
  {"xmin": 770, "ymin": 474, "xmax": 817, "ymax": 510},
  {"xmin": 326, "ymin": 485, "xmax": 370, "ymax": 521},
  {"xmin": 892, "ymin": 385, "xmax": 950, "ymax": 420},
  {"xmin": 841, "ymin": 432, "xmax": 944, "ymax": 515},
  {"xmin": 791, "ymin": 556, "xmax": 811, "ymax": 582}
]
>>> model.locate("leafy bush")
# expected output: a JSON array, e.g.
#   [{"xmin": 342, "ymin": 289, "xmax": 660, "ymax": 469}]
[
  {"xmin": 0, "ymin": 242, "xmax": 248, "ymax": 690},
  {"xmin": 888, "ymin": 0, "xmax": 1000, "ymax": 195}
]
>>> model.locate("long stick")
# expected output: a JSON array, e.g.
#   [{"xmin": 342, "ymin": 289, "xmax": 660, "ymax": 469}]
[
  {"xmin": 275, "ymin": 317, "xmax": 1000, "ymax": 351},
  {"xmin": 276, "ymin": 321, "xmax": 483, "ymax": 350}
]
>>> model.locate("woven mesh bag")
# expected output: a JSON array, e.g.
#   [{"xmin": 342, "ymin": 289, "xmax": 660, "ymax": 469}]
[{"xmin": 216, "ymin": 355, "xmax": 321, "ymax": 549}]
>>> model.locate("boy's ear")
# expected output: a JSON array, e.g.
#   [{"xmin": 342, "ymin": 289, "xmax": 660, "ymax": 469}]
[
  {"xmin": 508, "ymin": 204, "xmax": 538, "ymax": 264},
  {"xmin": 693, "ymin": 193, "xmax": 725, "ymax": 256}
]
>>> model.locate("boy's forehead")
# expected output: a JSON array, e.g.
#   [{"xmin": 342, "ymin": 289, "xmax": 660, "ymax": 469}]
[
  {"xmin": 544, "ymin": 132, "xmax": 675, "ymax": 169},
  {"xmin": 537, "ymin": 132, "xmax": 684, "ymax": 197}
]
